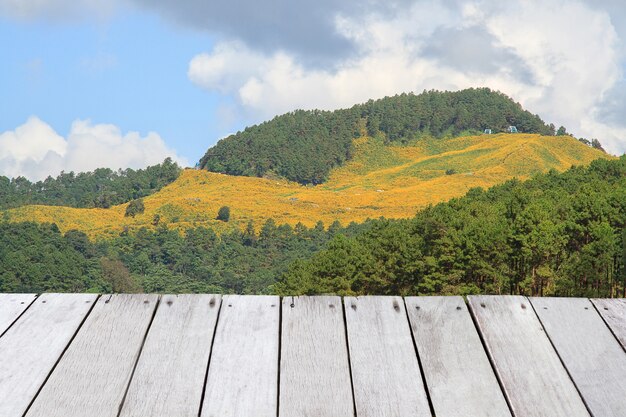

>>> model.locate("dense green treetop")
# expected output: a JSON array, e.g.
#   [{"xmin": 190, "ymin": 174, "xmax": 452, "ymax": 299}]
[
  {"xmin": 0, "ymin": 158, "xmax": 181, "ymax": 209},
  {"xmin": 0, "ymin": 218, "xmax": 368, "ymax": 294},
  {"xmin": 200, "ymin": 88, "xmax": 556, "ymax": 184}
]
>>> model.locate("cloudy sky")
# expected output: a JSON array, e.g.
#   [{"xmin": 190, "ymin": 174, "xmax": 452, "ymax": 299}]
[{"xmin": 1, "ymin": 0, "xmax": 626, "ymax": 180}]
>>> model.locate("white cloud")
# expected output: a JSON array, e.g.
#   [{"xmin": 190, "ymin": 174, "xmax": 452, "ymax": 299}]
[
  {"xmin": 0, "ymin": 117, "xmax": 188, "ymax": 181},
  {"xmin": 188, "ymin": 0, "xmax": 626, "ymax": 155},
  {"xmin": 4, "ymin": 0, "xmax": 626, "ymax": 154}
]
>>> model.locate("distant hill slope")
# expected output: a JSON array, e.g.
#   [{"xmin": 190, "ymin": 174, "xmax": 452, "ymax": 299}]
[
  {"xmin": 200, "ymin": 88, "xmax": 556, "ymax": 184},
  {"xmin": 3, "ymin": 133, "xmax": 611, "ymax": 238}
]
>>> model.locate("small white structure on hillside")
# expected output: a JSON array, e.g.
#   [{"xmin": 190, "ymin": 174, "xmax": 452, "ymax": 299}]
[
  {"xmin": 484, "ymin": 129, "xmax": 493, "ymax": 134},
  {"xmin": 507, "ymin": 126, "xmax": 518, "ymax": 133}
]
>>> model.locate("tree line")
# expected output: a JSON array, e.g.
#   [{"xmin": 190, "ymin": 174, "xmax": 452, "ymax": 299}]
[
  {"xmin": 0, "ymin": 158, "xmax": 181, "ymax": 209},
  {"xmin": 200, "ymin": 88, "xmax": 557, "ymax": 184},
  {"xmin": 0, "ymin": 218, "xmax": 369, "ymax": 294}
]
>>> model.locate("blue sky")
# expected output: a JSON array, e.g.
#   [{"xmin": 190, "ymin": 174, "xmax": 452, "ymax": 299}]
[
  {"xmin": 1, "ymin": 0, "xmax": 625, "ymax": 180},
  {"xmin": 0, "ymin": 12, "xmax": 228, "ymax": 163}
]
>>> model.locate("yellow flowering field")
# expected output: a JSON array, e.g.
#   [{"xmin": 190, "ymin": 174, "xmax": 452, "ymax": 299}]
[{"xmin": 4, "ymin": 134, "xmax": 612, "ymax": 238}]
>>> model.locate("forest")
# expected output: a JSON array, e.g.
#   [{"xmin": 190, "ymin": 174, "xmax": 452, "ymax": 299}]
[
  {"xmin": 1, "ymin": 156, "xmax": 624, "ymax": 297},
  {"xmin": 277, "ymin": 156, "xmax": 626, "ymax": 297},
  {"xmin": 0, "ymin": 158, "xmax": 181, "ymax": 209},
  {"xmin": 0, "ymin": 218, "xmax": 367, "ymax": 294},
  {"xmin": 200, "ymin": 88, "xmax": 557, "ymax": 184}
]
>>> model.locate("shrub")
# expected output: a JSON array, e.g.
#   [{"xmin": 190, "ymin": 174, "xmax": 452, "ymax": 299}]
[
  {"xmin": 125, "ymin": 199, "xmax": 145, "ymax": 217},
  {"xmin": 217, "ymin": 206, "xmax": 231, "ymax": 222}
]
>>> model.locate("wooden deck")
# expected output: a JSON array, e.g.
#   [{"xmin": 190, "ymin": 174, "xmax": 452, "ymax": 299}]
[{"xmin": 1, "ymin": 294, "xmax": 625, "ymax": 417}]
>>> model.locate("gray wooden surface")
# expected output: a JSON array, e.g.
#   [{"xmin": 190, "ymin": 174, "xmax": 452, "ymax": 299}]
[
  {"xmin": 26, "ymin": 294, "xmax": 159, "ymax": 417},
  {"xmin": 345, "ymin": 296, "xmax": 430, "ymax": 417},
  {"xmin": 531, "ymin": 297, "xmax": 626, "ymax": 417},
  {"xmin": 406, "ymin": 296, "xmax": 511, "ymax": 417},
  {"xmin": 201, "ymin": 295, "xmax": 280, "ymax": 417},
  {"xmin": 468, "ymin": 295, "xmax": 590, "ymax": 417},
  {"xmin": 0, "ymin": 293, "xmax": 97, "ymax": 417},
  {"xmin": 591, "ymin": 298, "xmax": 626, "ymax": 349},
  {"xmin": 279, "ymin": 296, "xmax": 354, "ymax": 417},
  {"xmin": 0, "ymin": 293, "xmax": 36, "ymax": 334},
  {"xmin": 120, "ymin": 294, "xmax": 221, "ymax": 417},
  {"xmin": 0, "ymin": 293, "xmax": 624, "ymax": 415}
]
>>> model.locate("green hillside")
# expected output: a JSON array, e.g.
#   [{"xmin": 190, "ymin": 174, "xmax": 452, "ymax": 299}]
[
  {"xmin": 277, "ymin": 156, "xmax": 626, "ymax": 298},
  {"xmin": 200, "ymin": 88, "xmax": 556, "ymax": 184},
  {"xmin": 1, "ymin": 156, "xmax": 623, "ymax": 297}
]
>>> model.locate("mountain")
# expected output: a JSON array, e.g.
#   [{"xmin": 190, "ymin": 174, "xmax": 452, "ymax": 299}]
[
  {"xmin": 200, "ymin": 88, "xmax": 556, "ymax": 184},
  {"xmin": 0, "ymin": 87, "xmax": 620, "ymax": 296},
  {"xmin": 3, "ymin": 133, "xmax": 611, "ymax": 238},
  {"xmin": 1, "ymin": 155, "xmax": 623, "ymax": 296}
]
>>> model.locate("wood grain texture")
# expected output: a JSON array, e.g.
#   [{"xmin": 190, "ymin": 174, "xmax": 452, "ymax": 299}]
[
  {"xmin": 201, "ymin": 295, "xmax": 279, "ymax": 417},
  {"xmin": 344, "ymin": 296, "xmax": 430, "ymax": 417},
  {"xmin": 0, "ymin": 293, "xmax": 37, "ymax": 335},
  {"xmin": 406, "ymin": 296, "xmax": 511, "ymax": 417},
  {"xmin": 531, "ymin": 297, "xmax": 626, "ymax": 417},
  {"xmin": 120, "ymin": 294, "xmax": 221, "ymax": 417},
  {"xmin": 280, "ymin": 296, "xmax": 354, "ymax": 417},
  {"xmin": 26, "ymin": 294, "xmax": 158, "ymax": 417},
  {"xmin": 467, "ymin": 295, "xmax": 589, "ymax": 417},
  {"xmin": 591, "ymin": 298, "xmax": 626, "ymax": 349},
  {"xmin": 0, "ymin": 293, "xmax": 97, "ymax": 417}
]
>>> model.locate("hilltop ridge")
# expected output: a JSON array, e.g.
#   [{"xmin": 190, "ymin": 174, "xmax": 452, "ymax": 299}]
[{"xmin": 200, "ymin": 88, "xmax": 556, "ymax": 184}]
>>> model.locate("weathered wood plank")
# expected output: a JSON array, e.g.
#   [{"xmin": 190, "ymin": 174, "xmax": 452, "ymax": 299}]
[
  {"xmin": 201, "ymin": 295, "xmax": 279, "ymax": 417},
  {"xmin": 0, "ymin": 293, "xmax": 97, "ymax": 417},
  {"xmin": 406, "ymin": 296, "xmax": 511, "ymax": 417},
  {"xmin": 467, "ymin": 295, "xmax": 589, "ymax": 417},
  {"xmin": 531, "ymin": 297, "xmax": 626, "ymax": 416},
  {"xmin": 0, "ymin": 293, "xmax": 37, "ymax": 335},
  {"xmin": 120, "ymin": 294, "xmax": 221, "ymax": 417},
  {"xmin": 591, "ymin": 298, "xmax": 626, "ymax": 349},
  {"xmin": 280, "ymin": 296, "xmax": 354, "ymax": 417},
  {"xmin": 26, "ymin": 294, "xmax": 158, "ymax": 417},
  {"xmin": 345, "ymin": 296, "xmax": 430, "ymax": 417}
]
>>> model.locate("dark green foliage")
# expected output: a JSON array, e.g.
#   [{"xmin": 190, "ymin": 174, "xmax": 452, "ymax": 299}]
[
  {"xmin": 201, "ymin": 109, "xmax": 358, "ymax": 185},
  {"xmin": 200, "ymin": 88, "xmax": 556, "ymax": 184},
  {"xmin": 0, "ymin": 158, "xmax": 181, "ymax": 209},
  {"xmin": 0, "ymin": 219, "xmax": 369, "ymax": 294},
  {"xmin": 591, "ymin": 138, "xmax": 606, "ymax": 153},
  {"xmin": 445, "ymin": 169, "xmax": 457, "ymax": 175},
  {"xmin": 100, "ymin": 257, "xmax": 142, "ymax": 293},
  {"xmin": 0, "ymin": 223, "xmax": 108, "ymax": 292},
  {"xmin": 578, "ymin": 137, "xmax": 607, "ymax": 153},
  {"xmin": 621, "ymin": 227, "xmax": 626, "ymax": 289},
  {"xmin": 217, "ymin": 206, "xmax": 231, "ymax": 222},
  {"xmin": 557, "ymin": 126, "xmax": 568, "ymax": 136},
  {"xmin": 276, "ymin": 156, "xmax": 626, "ymax": 297},
  {"xmin": 125, "ymin": 199, "xmax": 145, "ymax": 217}
]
